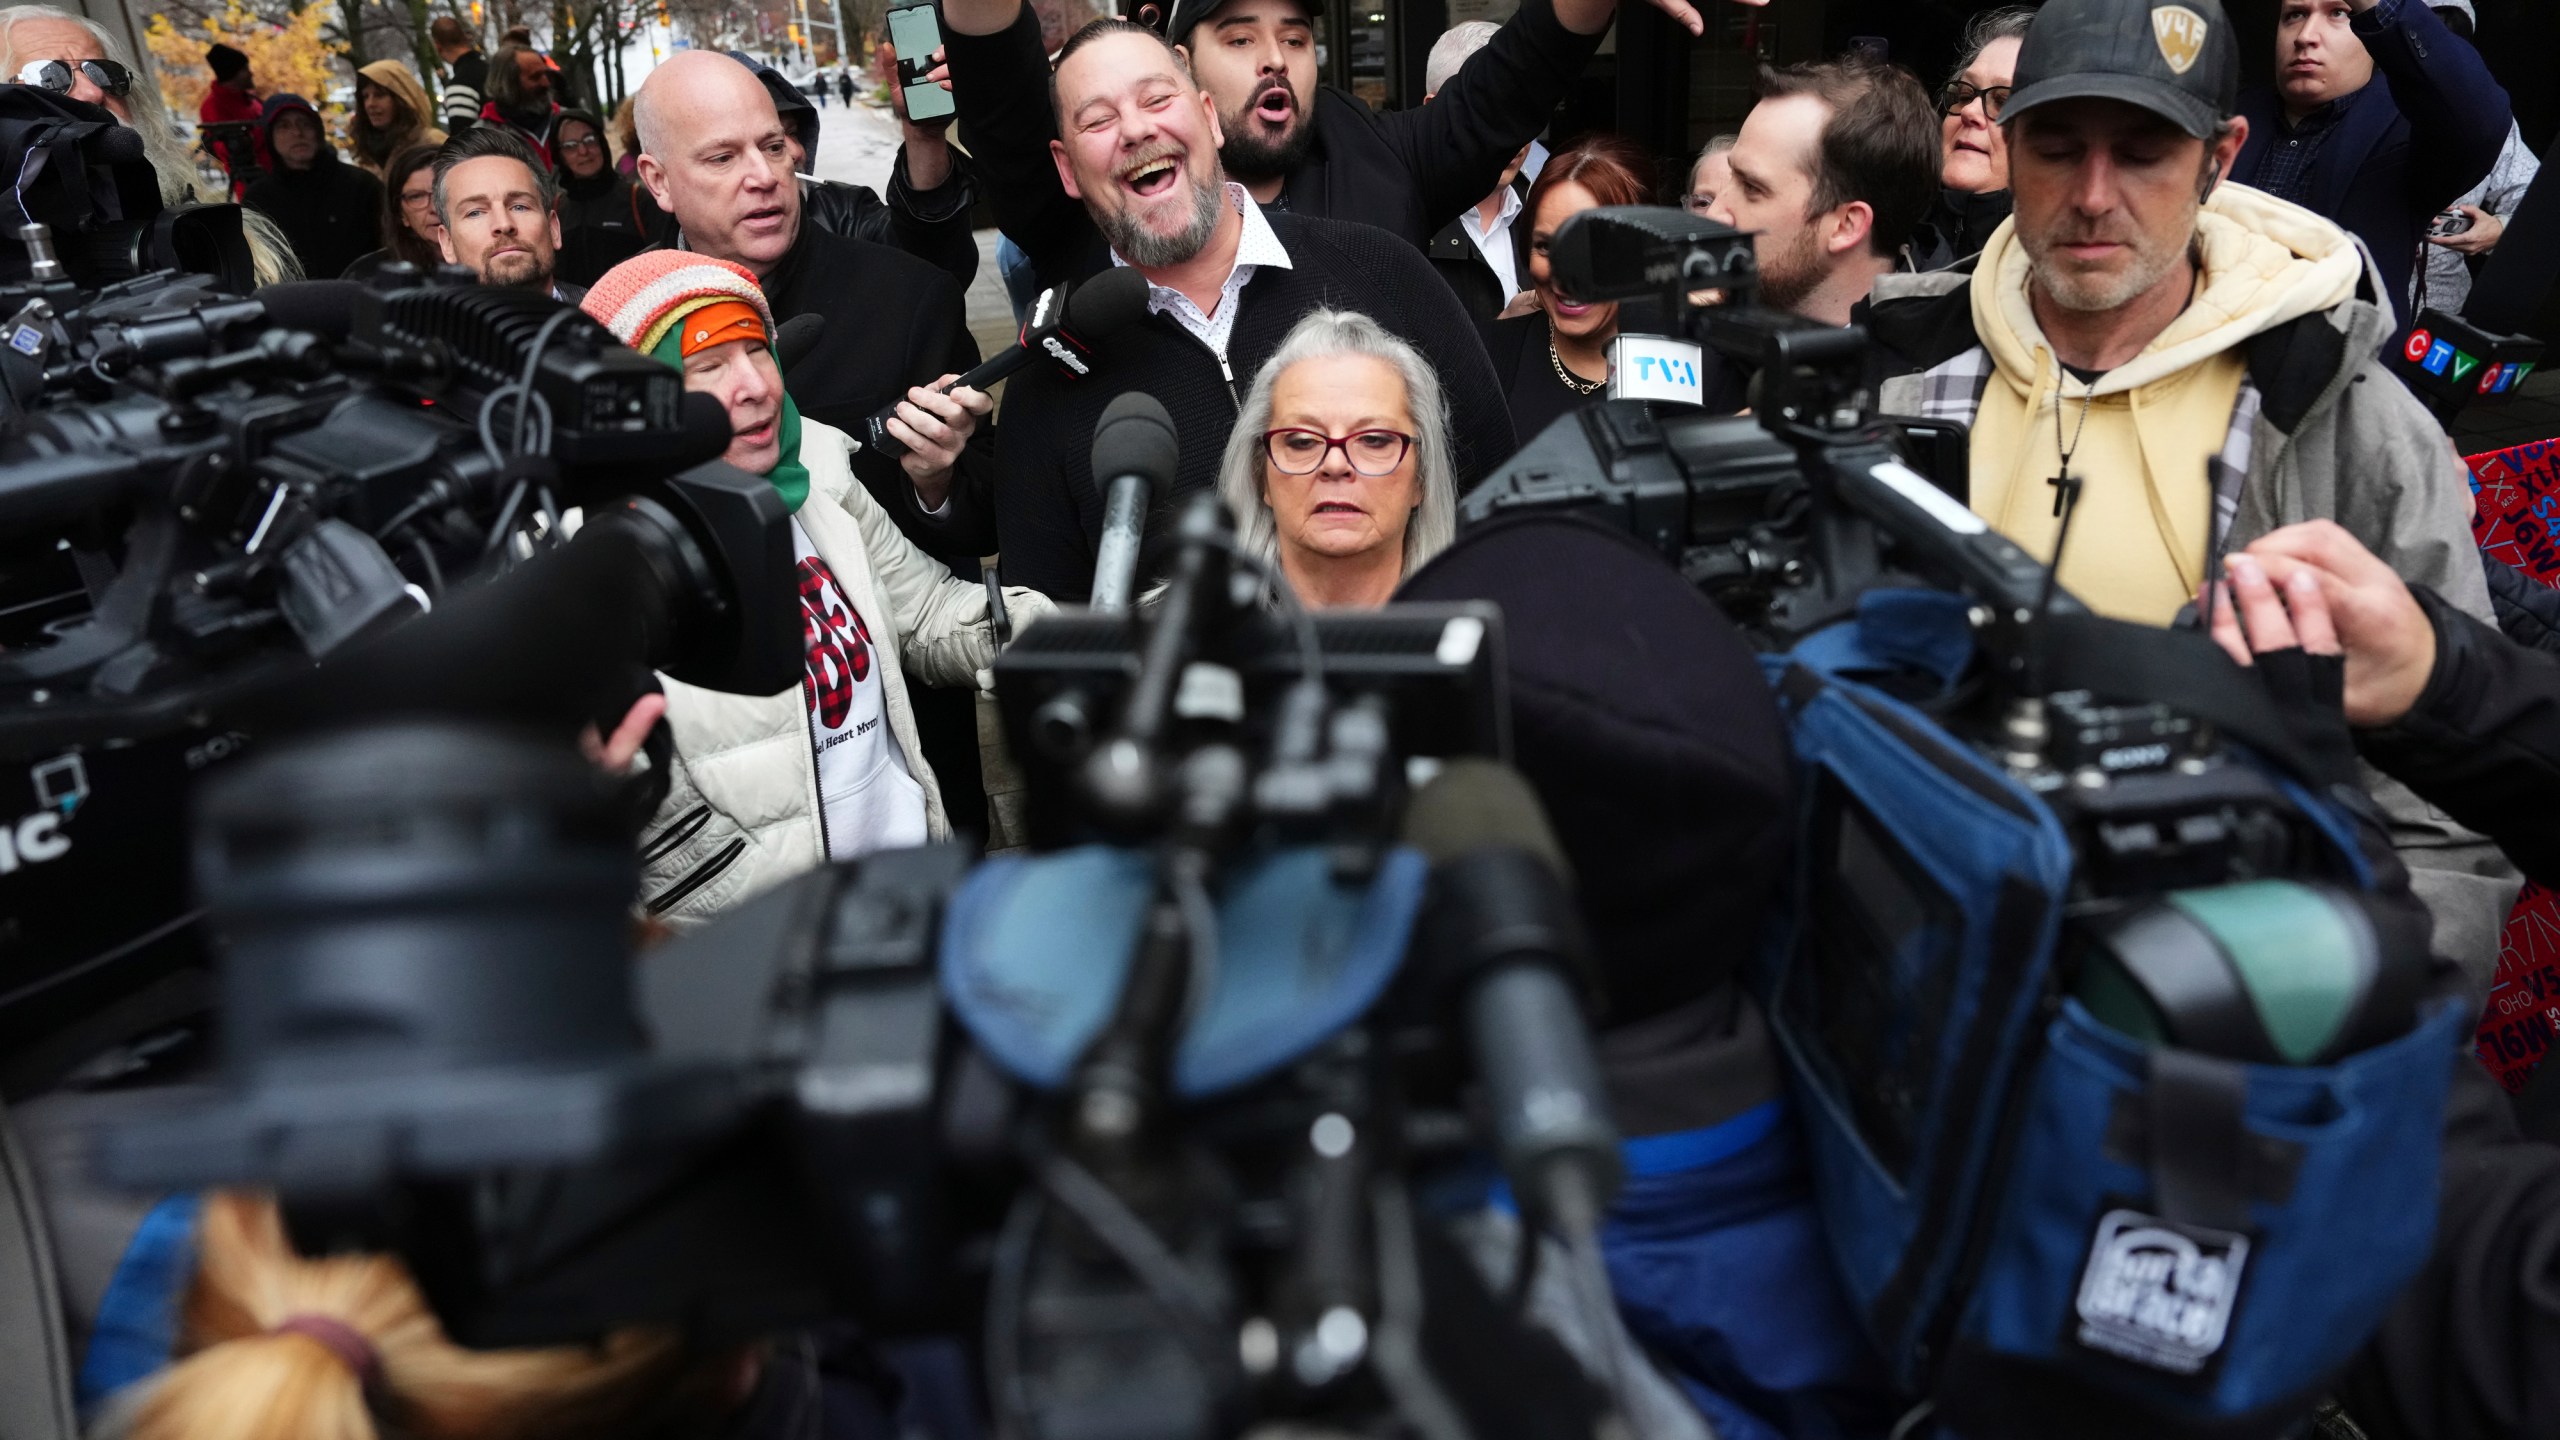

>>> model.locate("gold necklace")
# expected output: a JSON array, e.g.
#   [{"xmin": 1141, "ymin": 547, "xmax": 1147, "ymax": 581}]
[{"xmin": 1548, "ymin": 332, "xmax": 1605, "ymax": 395}]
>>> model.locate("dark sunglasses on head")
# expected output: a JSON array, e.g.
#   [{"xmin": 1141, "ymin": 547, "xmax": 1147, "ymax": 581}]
[
  {"xmin": 15, "ymin": 57, "xmax": 132, "ymax": 99},
  {"xmin": 1937, "ymin": 80, "xmax": 2010, "ymax": 118}
]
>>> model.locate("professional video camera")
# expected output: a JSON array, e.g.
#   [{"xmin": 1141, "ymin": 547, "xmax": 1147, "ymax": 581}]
[
  {"xmin": 1459, "ymin": 206, "xmax": 2379, "ymax": 885},
  {"xmin": 0, "ymin": 87, "xmax": 255, "ymax": 295},
  {"xmin": 0, "ymin": 85, "xmax": 800, "ymax": 1080},
  {"xmin": 1461, "ymin": 206, "xmax": 2012, "ymax": 646},
  {"xmin": 88, "ymin": 464, "xmax": 1664, "ymax": 1438}
]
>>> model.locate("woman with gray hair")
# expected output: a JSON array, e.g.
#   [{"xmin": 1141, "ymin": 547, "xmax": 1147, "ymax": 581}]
[
  {"xmin": 1911, "ymin": 4, "xmax": 2035, "ymax": 271},
  {"xmin": 1218, "ymin": 309, "xmax": 1457, "ymax": 610}
]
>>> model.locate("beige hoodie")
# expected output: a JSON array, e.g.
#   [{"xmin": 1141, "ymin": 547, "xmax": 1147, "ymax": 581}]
[{"xmin": 1967, "ymin": 184, "xmax": 2365, "ymax": 624}]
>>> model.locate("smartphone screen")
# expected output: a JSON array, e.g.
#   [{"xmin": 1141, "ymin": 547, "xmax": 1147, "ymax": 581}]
[{"xmin": 888, "ymin": 3, "xmax": 942, "ymax": 79}]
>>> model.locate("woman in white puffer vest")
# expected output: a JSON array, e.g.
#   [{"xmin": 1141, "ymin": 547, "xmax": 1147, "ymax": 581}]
[{"xmin": 583, "ymin": 251, "xmax": 1054, "ymax": 927}]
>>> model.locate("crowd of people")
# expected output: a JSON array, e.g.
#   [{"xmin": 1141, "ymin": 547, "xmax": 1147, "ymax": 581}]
[{"xmin": 6, "ymin": 0, "xmax": 2560, "ymax": 1435}]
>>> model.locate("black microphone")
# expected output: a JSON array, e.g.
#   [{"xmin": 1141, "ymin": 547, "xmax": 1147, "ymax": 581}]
[
  {"xmin": 1400, "ymin": 759, "xmax": 1623, "ymax": 1230},
  {"xmin": 859, "ymin": 266, "xmax": 1151, "ymax": 460},
  {"xmin": 1402, "ymin": 758, "xmax": 1635, "ymax": 1418},
  {"xmin": 1086, "ymin": 391, "xmax": 1179, "ymax": 613},
  {"xmin": 774, "ymin": 313, "xmax": 825, "ymax": 375}
]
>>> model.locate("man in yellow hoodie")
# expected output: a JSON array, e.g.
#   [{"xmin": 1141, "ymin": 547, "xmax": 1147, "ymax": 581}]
[{"xmin": 1865, "ymin": 0, "xmax": 2513, "ymax": 976}]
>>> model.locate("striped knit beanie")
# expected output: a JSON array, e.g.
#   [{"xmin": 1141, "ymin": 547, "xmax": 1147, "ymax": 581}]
[
  {"xmin": 582, "ymin": 250, "xmax": 809, "ymax": 512},
  {"xmin": 580, "ymin": 250, "xmax": 777, "ymax": 359}
]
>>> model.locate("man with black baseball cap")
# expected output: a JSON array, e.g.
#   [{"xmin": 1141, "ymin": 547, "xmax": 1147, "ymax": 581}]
[
  {"xmin": 1862, "ymin": 0, "xmax": 2515, "ymax": 981},
  {"xmin": 939, "ymin": 0, "xmax": 1731, "ymax": 290}
]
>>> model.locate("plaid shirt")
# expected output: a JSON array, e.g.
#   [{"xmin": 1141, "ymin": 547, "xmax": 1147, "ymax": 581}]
[
  {"xmin": 1910, "ymin": 345, "xmax": 2260, "ymax": 561},
  {"xmin": 2255, "ymin": 98, "xmax": 2348, "ymax": 208}
]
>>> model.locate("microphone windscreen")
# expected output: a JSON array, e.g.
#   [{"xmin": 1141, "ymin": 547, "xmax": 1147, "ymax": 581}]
[
  {"xmin": 1064, "ymin": 265, "xmax": 1151, "ymax": 338},
  {"xmin": 256, "ymin": 280, "xmax": 365, "ymax": 341},
  {"xmin": 1088, "ymin": 391, "xmax": 1179, "ymax": 494},
  {"xmin": 774, "ymin": 313, "xmax": 824, "ymax": 374},
  {"xmin": 674, "ymin": 391, "xmax": 735, "ymax": 470},
  {"xmin": 1400, "ymin": 758, "xmax": 1573, "ymax": 884},
  {"xmin": 94, "ymin": 124, "xmax": 146, "ymax": 164}
]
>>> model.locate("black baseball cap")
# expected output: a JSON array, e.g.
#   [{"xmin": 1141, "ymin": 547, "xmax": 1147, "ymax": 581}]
[
  {"xmin": 2003, "ymin": 0, "xmax": 2239, "ymax": 140},
  {"xmin": 1156, "ymin": 0, "xmax": 1314, "ymax": 47}
]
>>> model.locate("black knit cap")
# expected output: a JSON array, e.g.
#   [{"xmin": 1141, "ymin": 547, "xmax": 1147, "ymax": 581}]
[
  {"xmin": 206, "ymin": 43, "xmax": 249, "ymax": 83},
  {"xmin": 1397, "ymin": 514, "xmax": 1794, "ymax": 1025}
]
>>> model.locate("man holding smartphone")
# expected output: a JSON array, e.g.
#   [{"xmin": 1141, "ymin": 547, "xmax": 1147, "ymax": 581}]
[{"xmin": 939, "ymin": 0, "xmax": 1746, "ymax": 290}]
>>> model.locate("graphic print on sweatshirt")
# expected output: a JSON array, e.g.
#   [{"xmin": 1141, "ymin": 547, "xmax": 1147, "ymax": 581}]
[{"xmin": 793, "ymin": 518, "xmax": 927, "ymax": 859}]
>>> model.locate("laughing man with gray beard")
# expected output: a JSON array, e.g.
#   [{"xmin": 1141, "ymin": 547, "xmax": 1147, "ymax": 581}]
[{"xmin": 988, "ymin": 19, "xmax": 1514, "ymax": 604}]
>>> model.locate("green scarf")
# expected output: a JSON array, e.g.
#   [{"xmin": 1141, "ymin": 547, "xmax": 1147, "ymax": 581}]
[{"xmin": 651, "ymin": 322, "xmax": 810, "ymax": 513}]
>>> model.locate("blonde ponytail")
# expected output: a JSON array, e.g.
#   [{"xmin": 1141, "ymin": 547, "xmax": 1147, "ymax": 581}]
[{"xmin": 126, "ymin": 1192, "xmax": 707, "ymax": 1440}]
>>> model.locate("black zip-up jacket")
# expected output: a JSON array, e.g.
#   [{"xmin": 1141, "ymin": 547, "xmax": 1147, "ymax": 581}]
[
  {"xmin": 2357, "ymin": 584, "xmax": 2560, "ymax": 888},
  {"xmin": 801, "ymin": 154, "xmax": 982, "ymax": 290},
  {"xmin": 554, "ymin": 166, "xmax": 663, "ymax": 288},
  {"xmin": 992, "ymin": 210, "xmax": 1513, "ymax": 602},
  {"xmin": 2486, "ymin": 555, "xmax": 2560, "ymax": 657},
  {"xmin": 651, "ymin": 158, "xmax": 983, "ymax": 293},
  {"xmin": 739, "ymin": 51, "xmax": 983, "ymax": 288},
  {"xmin": 946, "ymin": 0, "xmax": 1600, "ymax": 292}
]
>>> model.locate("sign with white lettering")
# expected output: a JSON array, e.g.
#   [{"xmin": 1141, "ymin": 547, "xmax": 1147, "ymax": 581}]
[{"xmin": 1605, "ymin": 334, "xmax": 1706, "ymax": 407}]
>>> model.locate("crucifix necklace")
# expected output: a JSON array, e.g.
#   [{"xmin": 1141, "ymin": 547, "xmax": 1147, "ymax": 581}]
[{"xmin": 2049, "ymin": 373, "xmax": 2098, "ymax": 518}]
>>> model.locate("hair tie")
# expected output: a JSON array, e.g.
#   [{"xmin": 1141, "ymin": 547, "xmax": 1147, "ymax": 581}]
[{"xmin": 269, "ymin": 1314, "xmax": 382, "ymax": 1388}]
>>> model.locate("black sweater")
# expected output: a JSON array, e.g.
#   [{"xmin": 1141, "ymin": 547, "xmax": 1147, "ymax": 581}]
[
  {"xmin": 947, "ymin": 0, "xmax": 1600, "ymax": 292},
  {"xmin": 994, "ymin": 210, "xmax": 1515, "ymax": 602},
  {"xmin": 751, "ymin": 220, "xmax": 1000, "ymax": 567},
  {"xmin": 1482, "ymin": 311, "xmax": 1599, "ymax": 447}
]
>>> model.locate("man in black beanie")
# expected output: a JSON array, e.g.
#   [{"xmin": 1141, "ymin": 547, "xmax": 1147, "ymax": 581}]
[{"xmin": 1399, "ymin": 515, "xmax": 1900, "ymax": 1436}]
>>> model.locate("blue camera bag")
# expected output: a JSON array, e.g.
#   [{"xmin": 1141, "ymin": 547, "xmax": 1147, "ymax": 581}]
[{"xmin": 1753, "ymin": 592, "xmax": 2464, "ymax": 1440}]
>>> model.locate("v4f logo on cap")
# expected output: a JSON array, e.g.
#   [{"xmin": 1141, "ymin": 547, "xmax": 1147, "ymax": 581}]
[{"xmin": 2152, "ymin": 6, "xmax": 2209, "ymax": 75}]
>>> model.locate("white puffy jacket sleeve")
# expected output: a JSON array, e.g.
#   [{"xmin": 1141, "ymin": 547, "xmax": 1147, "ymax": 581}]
[{"xmin": 806, "ymin": 420, "xmax": 1058, "ymax": 687}]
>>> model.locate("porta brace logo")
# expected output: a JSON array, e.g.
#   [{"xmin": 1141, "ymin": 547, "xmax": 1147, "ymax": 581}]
[{"xmin": 2072, "ymin": 1207, "xmax": 2249, "ymax": 1376}]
